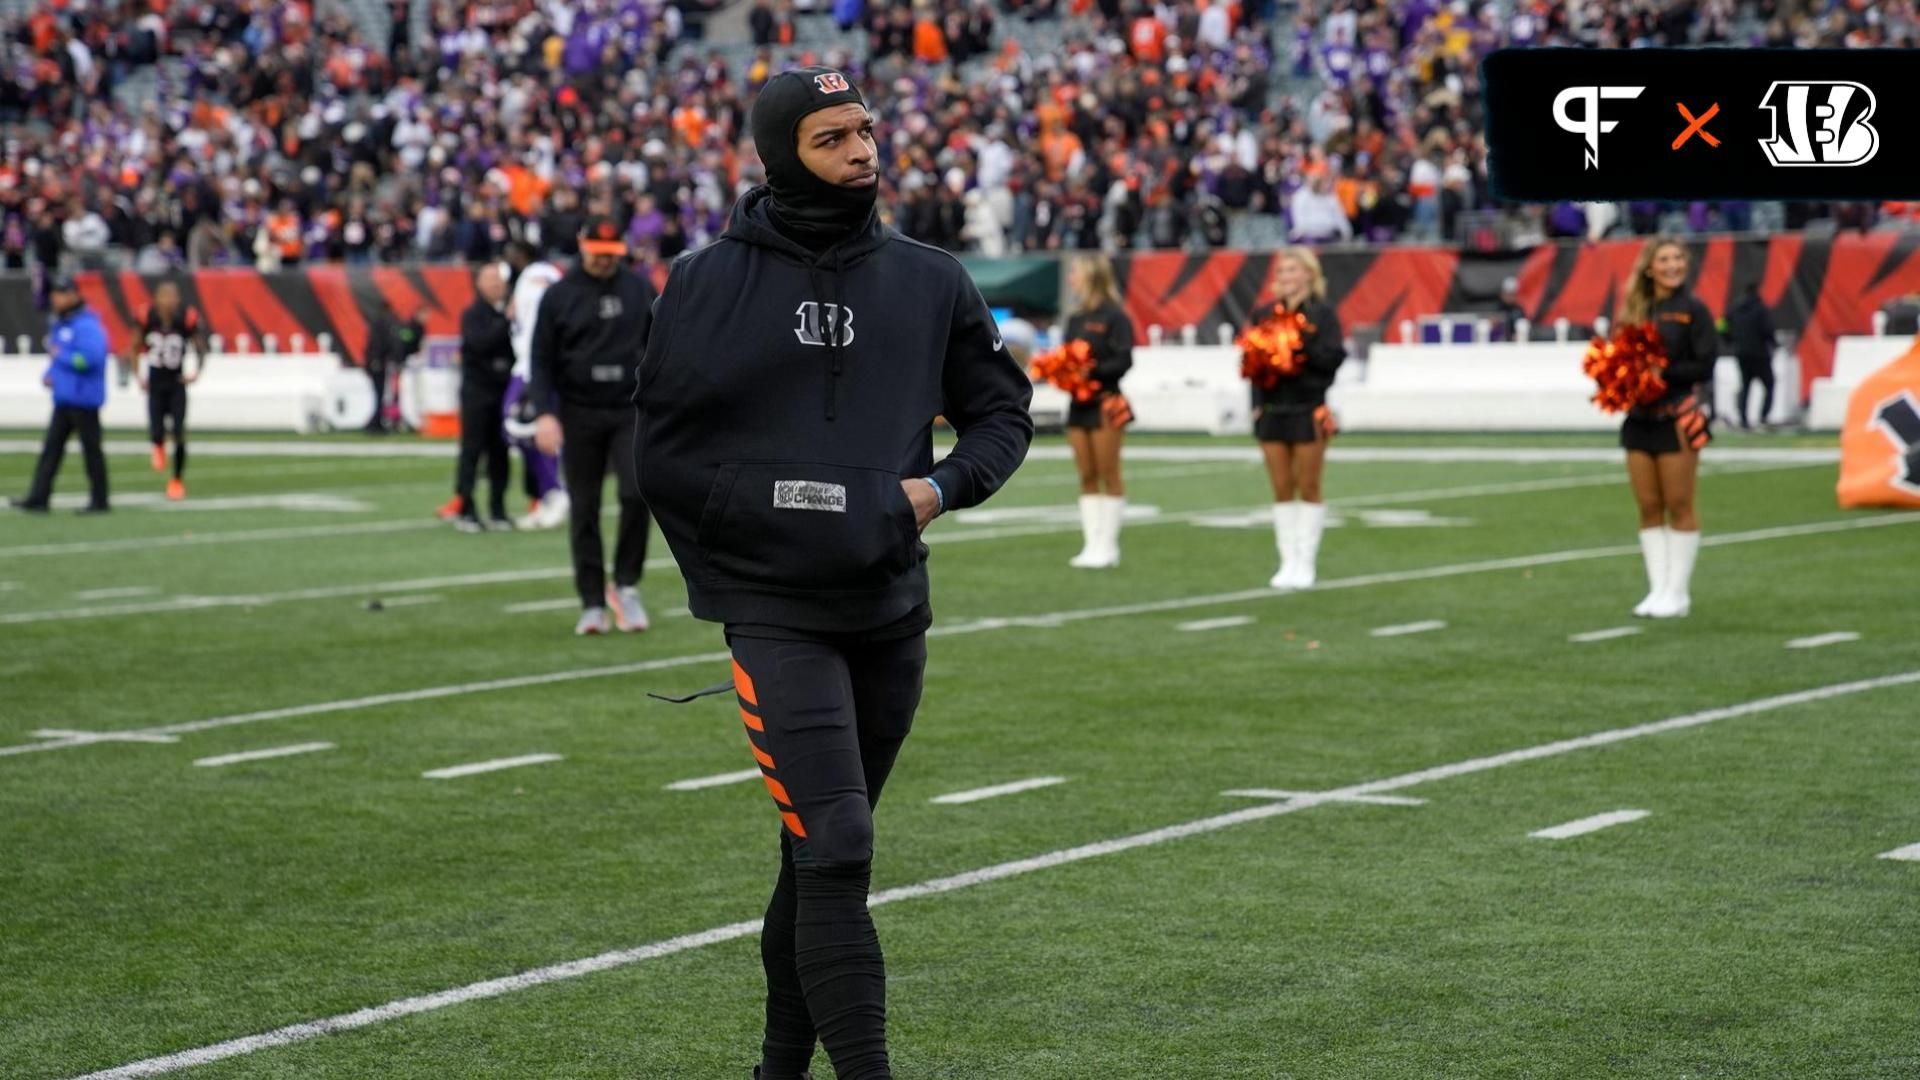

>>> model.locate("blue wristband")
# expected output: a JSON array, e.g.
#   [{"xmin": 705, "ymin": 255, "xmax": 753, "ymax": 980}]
[{"xmin": 922, "ymin": 476, "xmax": 944, "ymax": 514}]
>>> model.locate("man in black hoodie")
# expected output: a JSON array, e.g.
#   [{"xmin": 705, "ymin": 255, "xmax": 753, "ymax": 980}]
[
  {"xmin": 530, "ymin": 217, "xmax": 658, "ymax": 634},
  {"xmin": 636, "ymin": 67, "xmax": 1033, "ymax": 1080}
]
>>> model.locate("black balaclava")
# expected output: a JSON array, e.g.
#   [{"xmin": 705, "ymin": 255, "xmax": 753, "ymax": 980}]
[{"xmin": 749, "ymin": 66, "xmax": 878, "ymax": 254}]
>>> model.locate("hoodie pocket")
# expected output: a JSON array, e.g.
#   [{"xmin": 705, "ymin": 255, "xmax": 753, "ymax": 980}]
[{"xmin": 695, "ymin": 461, "xmax": 919, "ymax": 591}]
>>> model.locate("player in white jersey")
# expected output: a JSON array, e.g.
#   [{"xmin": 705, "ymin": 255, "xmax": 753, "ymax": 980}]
[{"xmin": 503, "ymin": 241, "xmax": 570, "ymax": 529}]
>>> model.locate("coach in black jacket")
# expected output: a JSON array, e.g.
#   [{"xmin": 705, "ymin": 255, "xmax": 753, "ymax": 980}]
[
  {"xmin": 530, "ymin": 216, "xmax": 658, "ymax": 634},
  {"xmin": 636, "ymin": 67, "xmax": 1032, "ymax": 1080}
]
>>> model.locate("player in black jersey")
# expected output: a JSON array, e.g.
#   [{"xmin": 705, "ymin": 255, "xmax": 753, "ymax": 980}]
[{"xmin": 128, "ymin": 281, "xmax": 207, "ymax": 500}]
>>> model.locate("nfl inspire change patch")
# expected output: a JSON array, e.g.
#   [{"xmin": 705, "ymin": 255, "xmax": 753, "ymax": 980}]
[{"xmin": 773, "ymin": 480, "xmax": 848, "ymax": 512}]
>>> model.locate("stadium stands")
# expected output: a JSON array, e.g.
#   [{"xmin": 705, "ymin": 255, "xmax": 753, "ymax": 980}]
[{"xmin": 3, "ymin": 0, "xmax": 1912, "ymax": 279}]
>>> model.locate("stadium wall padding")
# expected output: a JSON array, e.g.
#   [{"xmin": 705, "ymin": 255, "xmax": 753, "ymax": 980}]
[
  {"xmin": 1116, "ymin": 234, "xmax": 1920, "ymax": 396},
  {"xmin": 9, "ymin": 235, "xmax": 1916, "ymax": 397}
]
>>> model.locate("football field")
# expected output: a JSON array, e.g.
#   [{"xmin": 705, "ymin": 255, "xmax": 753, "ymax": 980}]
[{"xmin": 3, "ymin": 432, "xmax": 1916, "ymax": 1079}]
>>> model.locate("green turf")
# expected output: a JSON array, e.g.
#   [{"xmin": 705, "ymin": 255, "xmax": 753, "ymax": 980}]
[{"xmin": 2, "ymin": 434, "xmax": 1916, "ymax": 1079}]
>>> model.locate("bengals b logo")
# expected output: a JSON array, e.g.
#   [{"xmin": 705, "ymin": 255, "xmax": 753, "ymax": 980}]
[
  {"xmin": 813, "ymin": 72, "xmax": 851, "ymax": 94},
  {"xmin": 1757, "ymin": 81, "xmax": 1879, "ymax": 167}
]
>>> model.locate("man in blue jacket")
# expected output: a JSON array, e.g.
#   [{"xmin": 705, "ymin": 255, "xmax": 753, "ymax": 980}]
[{"xmin": 13, "ymin": 274, "xmax": 112, "ymax": 513}]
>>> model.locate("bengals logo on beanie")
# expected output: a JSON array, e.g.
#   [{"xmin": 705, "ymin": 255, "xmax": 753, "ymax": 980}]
[{"xmin": 813, "ymin": 71, "xmax": 851, "ymax": 94}]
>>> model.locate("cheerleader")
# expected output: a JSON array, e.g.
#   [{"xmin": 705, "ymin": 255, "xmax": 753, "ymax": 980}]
[
  {"xmin": 1247, "ymin": 247, "xmax": 1346, "ymax": 589},
  {"xmin": 1617, "ymin": 236, "xmax": 1717, "ymax": 618},
  {"xmin": 1061, "ymin": 255, "xmax": 1135, "ymax": 569}
]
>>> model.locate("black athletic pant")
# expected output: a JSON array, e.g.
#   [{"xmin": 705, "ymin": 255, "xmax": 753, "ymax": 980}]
[
  {"xmin": 557, "ymin": 401, "xmax": 650, "ymax": 608},
  {"xmin": 366, "ymin": 363, "xmax": 391, "ymax": 430},
  {"xmin": 1736, "ymin": 351, "xmax": 1775, "ymax": 428},
  {"xmin": 24, "ymin": 405, "xmax": 108, "ymax": 508},
  {"xmin": 148, "ymin": 378, "xmax": 188, "ymax": 480},
  {"xmin": 454, "ymin": 388, "xmax": 510, "ymax": 519},
  {"xmin": 729, "ymin": 631, "xmax": 927, "ymax": 1080}
]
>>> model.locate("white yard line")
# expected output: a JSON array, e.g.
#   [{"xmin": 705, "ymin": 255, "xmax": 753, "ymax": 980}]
[
  {"xmin": 0, "ymin": 460, "xmax": 1815, "ymax": 565},
  {"xmin": 0, "ymin": 439, "xmax": 459, "ymax": 459},
  {"xmin": 664, "ymin": 769, "xmax": 762, "ymax": 792},
  {"xmin": 0, "ymin": 440, "xmax": 1842, "ymax": 464},
  {"xmin": 66, "ymin": 669, "xmax": 1920, "ymax": 1080},
  {"xmin": 1785, "ymin": 632, "xmax": 1861, "ymax": 650},
  {"xmin": 73, "ymin": 586, "xmax": 158, "ymax": 601},
  {"xmin": 30, "ymin": 728, "xmax": 178, "ymax": 745},
  {"xmin": 150, "ymin": 651, "xmax": 735, "ymax": 738},
  {"xmin": 373, "ymin": 595, "xmax": 442, "ymax": 609},
  {"xmin": 1370, "ymin": 619, "xmax": 1447, "ymax": 638},
  {"xmin": 1221, "ymin": 789, "xmax": 1427, "ymax": 807},
  {"xmin": 0, "ymin": 519, "xmax": 445, "ymax": 559},
  {"xmin": 1530, "ymin": 809, "xmax": 1651, "ymax": 840},
  {"xmin": 421, "ymin": 753, "xmax": 563, "ymax": 780},
  {"xmin": 1177, "ymin": 616, "xmax": 1255, "ymax": 632},
  {"xmin": 0, "ymin": 565, "xmax": 675, "ymax": 626},
  {"xmin": 194, "ymin": 743, "xmax": 336, "ymax": 768},
  {"xmin": 7, "ymin": 512, "xmax": 1916, "ymax": 760},
  {"xmin": 504, "ymin": 600, "xmax": 694, "ymax": 619},
  {"xmin": 934, "ymin": 513, "xmax": 1920, "ymax": 639},
  {"xmin": 1876, "ymin": 843, "xmax": 1920, "ymax": 863},
  {"xmin": 930, "ymin": 776, "xmax": 1068, "ymax": 805},
  {"xmin": 1570, "ymin": 627, "xmax": 1643, "ymax": 644},
  {"xmin": 1014, "ymin": 446, "xmax": 1842, "ymax": 465},
  {"xmin": 502, "ymin": 599, "xmax": 581, "ymax": 615}
]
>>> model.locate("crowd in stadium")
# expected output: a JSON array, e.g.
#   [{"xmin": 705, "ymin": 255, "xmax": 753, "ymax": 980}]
[{"xmin": 2, "ymin": 0, "xmax": 1913, "ymax": 277}]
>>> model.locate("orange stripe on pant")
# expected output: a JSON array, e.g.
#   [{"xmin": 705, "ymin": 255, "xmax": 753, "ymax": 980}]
[
  {"xmin": 731, "ymin": 657, "xmax": 758, "ymax": 706},
  {"xmin": 762, "ymin": 773, "xmax": 795, "ymax": 808},
  {"xmin": 733, "ymin": 653, "xmax": 806, "ymax": 837}
]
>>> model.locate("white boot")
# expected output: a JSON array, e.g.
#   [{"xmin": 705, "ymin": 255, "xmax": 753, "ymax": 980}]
[
  {"xmin": 1648, "ymin": 528, "xmax": 1698, "ymax": 618},
  {"xmin": 1069, "ymin": 495, "xmax": 1103, "ymax": 568},
  {"xmin": 1294, "ymin": 501, "xmax": 1327, "ymax": 588},
  {"xmin": 1268, "ymin": 502, "xmax": 1296, "ymax": 588},
  {"xmin": 1099, "ymin": 495, "xmax": 1125, "ymax": 568},
  {"xmin": 1633, "ymin": 526, "xmax": 1669, "ymax": 617}
]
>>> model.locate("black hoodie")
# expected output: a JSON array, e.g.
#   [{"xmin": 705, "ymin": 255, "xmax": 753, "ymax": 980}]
[{"xmin": 635, "ymin": 187, "xmax": 1034, "ymax": 633}]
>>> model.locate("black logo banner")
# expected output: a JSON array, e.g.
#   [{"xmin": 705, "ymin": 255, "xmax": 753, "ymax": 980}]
[{"xmin": 1484, "ymin": 49, "xmax": 1918, "ymax": 201}]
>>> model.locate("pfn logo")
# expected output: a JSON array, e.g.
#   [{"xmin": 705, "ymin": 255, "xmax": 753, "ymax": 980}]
[
  {"xmin": 1758, "ymin": 81, "xmax": 1879, "ymax": 166},
  {"xmin": 1552, "ymin": 85, "xmax": 1645, "ymax": 170},
  {"xmin": 813, "ymin": 72, "xmax": 851, "ymax": 94}
]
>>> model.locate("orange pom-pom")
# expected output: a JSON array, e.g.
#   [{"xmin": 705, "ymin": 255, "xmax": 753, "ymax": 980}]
[
  {"xmin": 1582, "ymin": 322, "xmax": 1670, "ymax": 414},
  {"xmin": 1028, "ymin": 339, "xmax": 1102, "ymax": 403},
  {"xmin": 1236, "ymin": 306, "xmax": 1308, "ymax": 390}
]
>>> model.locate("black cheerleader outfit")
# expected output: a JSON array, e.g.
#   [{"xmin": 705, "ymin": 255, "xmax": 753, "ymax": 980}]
[
  {"xmin": 1062, "ymin": 301, "xmax": 1134, "ymax": 429},
  {"xmin": 1250, "ymin": 297, "xmax": 1346, "ymax": 444},
  {"xmin": 1621, "ymin": 291, "xmax": 1718, "ymax": 455}
]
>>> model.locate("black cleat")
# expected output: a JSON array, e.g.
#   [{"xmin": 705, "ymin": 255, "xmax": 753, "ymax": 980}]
[
  {"xmin": 752, "ymin": 1069, "xmax": 814, "ymax": 1080},
  {"xmin": 10, "ymin": 497, "xmax": 49, "ymax": 513}
]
